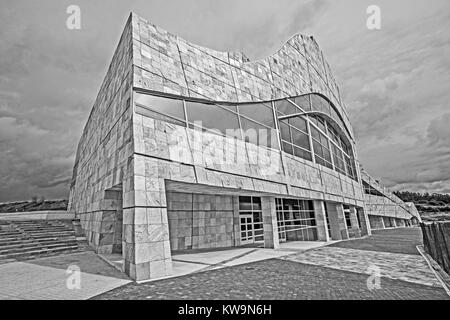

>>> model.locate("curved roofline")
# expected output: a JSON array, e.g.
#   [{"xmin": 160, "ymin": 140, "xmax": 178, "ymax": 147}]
[{"xmin": 242, "ymin": 33, "xmax": 314, "ymax": 65}]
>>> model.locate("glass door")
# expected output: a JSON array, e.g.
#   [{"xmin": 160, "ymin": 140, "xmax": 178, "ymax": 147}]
[{"xmin": 240, "ymin": 213, "xmax": 254, "ymax": 245}]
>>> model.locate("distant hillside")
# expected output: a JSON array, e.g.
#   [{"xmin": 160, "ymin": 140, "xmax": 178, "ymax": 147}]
[
  {"xmin": 394, "ymin": 190, "xmax": 450, "ymax": 222},
  {"xmin": 0, "ymin": 200, "xmax": 68, "ymax": 213}
]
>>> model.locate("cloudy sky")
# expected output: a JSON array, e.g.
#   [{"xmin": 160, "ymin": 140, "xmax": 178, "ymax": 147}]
[{"xmin": 0, "ymin": 0, "xmax": 449, "ymax": 202}]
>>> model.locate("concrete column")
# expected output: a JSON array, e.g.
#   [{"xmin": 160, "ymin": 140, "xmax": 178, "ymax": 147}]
[
  {"xmin": 232, "ymin": 196, "xmax": 241, "ymax": 247},
  {"xmin": 380, "ymin": 216, "xmax": 386, "ymax": 229},
  {"xmin": 325, "ymin": 202, "xmax": 348, "ymax": 240},
  {"xmin": 357, "ymin": 207, "xmax": 372, "ymax": 236},
  {"xmin": 392, "ymin": 217, "xmax": 398, "ymax": 228},
  {"xmin": 349, "ymin": 206, "xmax": 359, "ymax": 229},
  {"xmin": 122, "ymin": 155, "xmax": 173, "ymax": 282},
  {"xmin": 261, "ymin": 197, "xmax": 280, "ymax": 249},
  {"xmin": 313, "ymin": 200, "xmax": 330, "ymax": 242}
]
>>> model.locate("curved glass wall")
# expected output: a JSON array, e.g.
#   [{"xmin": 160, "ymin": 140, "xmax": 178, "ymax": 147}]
[{"xmin": 134, "ymin": 91, "xmax": 358, "ymax": 181}]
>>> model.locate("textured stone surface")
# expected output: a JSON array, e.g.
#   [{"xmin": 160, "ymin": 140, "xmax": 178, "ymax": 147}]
[
  {"xmin": 92, "ymin": 259, "xmax": 448, "ymax": 300},
  {"xmin": 167, "ymin": 192, "xmax": 236, "ymax": 251},
  {"xmin": 282, "ymin": 246, "xmax": 442, "ymax": 288},
  {"xmin": 330, "ymin": 227, "xmax": 423, "ymax": 255},
  {"xmin": 362, "ymin": 169, "xmax": 421, "ymax": 221}
]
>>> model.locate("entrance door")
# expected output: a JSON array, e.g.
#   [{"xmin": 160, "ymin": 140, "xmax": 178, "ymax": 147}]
[{"xmin": 240, "ymin": 214, "xmax": 255, "ymax": 245}]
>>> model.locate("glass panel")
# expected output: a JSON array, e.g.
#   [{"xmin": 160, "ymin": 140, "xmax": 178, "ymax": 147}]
[
  {"xmin": 135, "ymin": 93, "xmax": 185, "ymax": 120},
  {"xmin": 311, "ymin": 95, "xmax": 330, "ymax": 115},
  {"xmin": 219, "ymin": 104, "xmax": 237, "ymax": 112},
  {"xmin": 310, "ymin": 126, "xmax": 320, "ymax": 141},
  {"xmin": 293, "ymin": 96, "xmax": 311, "ymax": 111},
  {"xmin": 275, "ymin": 99, "xmax": 298, "ymax": 115},
  {"xmin": 186, "ymin": 101, "xmax": 240, "ymax": 136},
  {"xmin": 319, "ymin": 132, "xmax": 328, "ymax": 146},
  {"xmin": 239, "ymin": 103, "xmax": 275, "ymax": 127},
  {"xmin": 282, "ymin": 142, "xmax": 294, "ymax": 155},
  {"xmin": 291, "ymin": 128, "xmax": 310, "ymax": 150},
  {"xmin": 313, "ymin": 140, "xmax": 323, "ymax": 158},
  {"xmin": 322, "ymin": 147, "xmax": 332, "ymax": 162},
  {"xmin": 240, "ymin": 117, "xmax": 277, "ymax": 148},
  {"xmin": 252, "ymin": 198, "xmax": 262, "ymax": 211},
  {"xmin": 135, "ymin": 106, "xmax": 185, "ymax": 127},
  {"xmin": 279, "ymin": 121, "xmax": 291, "ymax": 143},
  {"xmin": 316, "ymin": 156, "xmax": 325, "ymax": 166},
  {"xmin": 316, "ymin": 117, "xmax": 326, "ymax": 132},
  {"xmin": 239, "ymin": 197, "xmax": 252, "ymax": 211},
  {"xmin": 288, "ymin": 116, "xmax": 308, "ymax": 133}
]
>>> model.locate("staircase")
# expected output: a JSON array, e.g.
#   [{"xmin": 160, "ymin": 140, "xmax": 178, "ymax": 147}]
[{"xmin": 0, "ymin": 219, "xmax": 88, "ymax": 263}]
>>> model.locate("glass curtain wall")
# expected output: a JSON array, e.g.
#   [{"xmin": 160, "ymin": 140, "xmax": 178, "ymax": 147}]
[
  {"xmin": 134, "ymin": 91, "xmax": 358, "ymax": 181},
  {"xmin": 275, "ymin": 198, "xmax": 317, "ymax": 241}
]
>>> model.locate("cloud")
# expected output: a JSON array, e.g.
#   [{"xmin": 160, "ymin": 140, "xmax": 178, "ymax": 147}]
[
  {"xmin": 427, "ymin": 113, "xmax": 450, "ymax": 147},
  {"xmin": 0, "ymin": 0, "xmax": 449, "ymax": 201}
]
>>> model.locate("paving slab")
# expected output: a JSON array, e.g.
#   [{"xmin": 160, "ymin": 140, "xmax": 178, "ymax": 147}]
[
  {"xmin": 0, "ymin": 252, "xmax": 130, "ymax": 300},
  {"xmin": 93, "ymin": 259, "xmax": 449, "ymax": 300},
  {"xmin": 281, "ymin": 246, "xmax": 442, "ymax": 287}
]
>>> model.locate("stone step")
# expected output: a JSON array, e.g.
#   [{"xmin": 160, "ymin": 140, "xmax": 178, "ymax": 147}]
[
  {"xmin": 7, "ymin": 228, "xmax": 72, "ymax": 232},
  {"xmin": 0, "ymin": 242, "xmax": 78, "ymax": 255},
  {"xmin": 0, "ymin": 232, "xmax": 23, "ymax": 237},
  {"xmin": 0, "ymin": 245, "xmax": 80, "ymax": 260},
  {"xmin": 18, "ymin": 230, "xmax": 75, "ymax": 236},
  {"xmin": 23, "ymin": 233, "xmax": 75, "ymax": 239},
  {"xmin": 0, "ymin": 239, "xmax": 78, "ymax": 251},
  {"xmin": 22, "ymin": 229, "xmax": 75, "ymax": 235},
  {"xmin": 0, "ymin": 236, "xmax": 76, "ymax": 246}
]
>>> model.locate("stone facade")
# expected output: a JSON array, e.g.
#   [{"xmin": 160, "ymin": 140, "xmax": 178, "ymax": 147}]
[
  {"xmin": 69, "ymin": 12, "xmax": 419, "ymax": 281},
  {"xmin": 361, "ymin": 169, "xmax": 421, "ymax": 224},
  {"xmin": 167, "ymin": 192, "xmax": 237, "ymax": 251}
]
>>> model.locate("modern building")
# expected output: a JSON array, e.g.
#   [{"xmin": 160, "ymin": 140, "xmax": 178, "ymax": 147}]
[{"xmin": 68, "ymin": 12, "xmax": 421, "ymax": 281}]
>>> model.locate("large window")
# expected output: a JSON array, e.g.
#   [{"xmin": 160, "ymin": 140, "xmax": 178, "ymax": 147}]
[
  {"xmin": 343, "ymin": 205, "xmax": 352, "ymax": 228},
  {"xmin": 238, "ymin": 103, "xmax": 275, "ymax": 128},
  {"xmin": 292, "ymin": 96, "xmax": 311, "ymax": 111},
  {"xmin": 276, "ymin": 100, "xmax": 312, "ymax": 162},
  {"xmin": 276, "ymin": 198, "xmax": 317, "ymax": 242},
  {"xmin": 240, "ymin": 117, "xmax": 278, "ymax": 149},
  {"xmin": 310, "ymin": 126, "xmax": 333, "ymax": 169},
  {"xmin": 186, "ymin": 101, "xmax": 241, "ymax": 138},
  {"xmin": 134, "ymin": 91, "xmax": 358, "ymax": 181},
  {"xmin": 135, "ymin": 93, "xmax": 185, "ymax": 121}
]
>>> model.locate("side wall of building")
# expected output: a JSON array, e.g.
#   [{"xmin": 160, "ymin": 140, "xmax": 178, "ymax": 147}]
[{"xmin": 68, "ymin": 16, "xmax": 134, "ymax": 254}]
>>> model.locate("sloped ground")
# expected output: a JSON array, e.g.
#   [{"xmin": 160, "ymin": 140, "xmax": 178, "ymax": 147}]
[
  {"xmin": 93, "ymin": 227, "xmax": 449, "ymax": 300},
  {"xmin": 328, "ymin": 227, "xmax": 423, "ymax": 255}
]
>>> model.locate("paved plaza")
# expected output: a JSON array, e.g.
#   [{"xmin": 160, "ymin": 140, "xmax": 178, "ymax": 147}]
[
  {"xmin": 0, "ymin": 227, "xmax": 448, "ymax": 300},
  {"xmin": 329, "ymin": 227, "xmax": 424, "ymax": 255},
  {"xmin": 93, "ymin": 227, "xmax": 449, "ymax": 300},
  {"xmin": 93, "ymin": 259, "xmax": 448, "ymax": 300},
  {"xmin": 0, "ymin": 252, "xmax": 130, "ymax": 300}
]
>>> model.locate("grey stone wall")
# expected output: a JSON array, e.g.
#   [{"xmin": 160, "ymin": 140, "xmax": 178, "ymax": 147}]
[
  {"xmin": 369, "ymin": 215, "xmax": 385, "ymax": 230},
  {"xmin": 68, "ymin": 15, "xmax": 134, "ymax": 253},
  {"xmin": 167, "ymin": 192, "xmax": 236, "ymax": 251}
]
